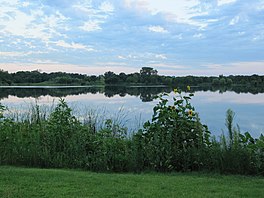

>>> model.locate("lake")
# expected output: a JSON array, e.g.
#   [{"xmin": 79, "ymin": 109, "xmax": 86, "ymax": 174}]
[{"xmin": 0, "ymin": 86, "xmax": 264, "ymax": 137}]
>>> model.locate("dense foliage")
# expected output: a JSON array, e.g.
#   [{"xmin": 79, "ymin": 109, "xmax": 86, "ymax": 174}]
[
  {"xmin": 0, "ymin": 88, "xmax": 264, "ymax": 175},
  {"xmin": 0, "ymin": 69, "xmax": 104, "ymax": 85},
  {"xmin": 1, "ymin": 68, "xmax": 264, "ymax": 88},
  {"xmin": 134, "ymin": 88, "xmax": 211, "ymax": 172}
]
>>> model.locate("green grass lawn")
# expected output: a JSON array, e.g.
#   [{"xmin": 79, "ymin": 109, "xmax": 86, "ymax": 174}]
[{"xmin": 0, "ymin": 166, "xmax": 264, "ymax": 198}]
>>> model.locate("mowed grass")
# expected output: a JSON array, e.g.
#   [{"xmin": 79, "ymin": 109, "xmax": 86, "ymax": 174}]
[{"xmin": 1, "ymin": 166, "xmax": 264, "ymax": 198}]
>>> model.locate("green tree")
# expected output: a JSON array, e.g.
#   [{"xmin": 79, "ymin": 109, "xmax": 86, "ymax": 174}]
[
  {"xmin": 104, "ymin": 71, "xmax": 120, "ymax": 84},
  {"xmin": 140, "ymin": 67, "xmax": 158, "ymax": 76}
]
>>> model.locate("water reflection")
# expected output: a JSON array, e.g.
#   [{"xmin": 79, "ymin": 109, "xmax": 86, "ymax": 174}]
[
  {"xmin": 191, "ymin": 91, "xmax": 264, "ymax": 137},
  {"xmin": 1, "ymin": 85, "xmax": 264, "ymax": 102},
  {"xmin": 0, "ymin": 86, "xmax": 264, "ymax": 137},
  {"xmin": 0, "ymin": 86, "xmax": 172, "ymax": 102}
]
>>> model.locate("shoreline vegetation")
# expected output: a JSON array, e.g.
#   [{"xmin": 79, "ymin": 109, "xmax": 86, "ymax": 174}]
[
  {"xmin": 1, "ymin": 67, "xmax": 264, "ymax": 89},
  {"xmin": 0, "ymin": 87, "xmax": 264, "ymax": 176}
]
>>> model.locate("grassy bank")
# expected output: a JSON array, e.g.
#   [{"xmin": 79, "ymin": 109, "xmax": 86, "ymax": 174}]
[{"xmin": 1, "ymin": 166, "xmax": 264, "ymax": 198}]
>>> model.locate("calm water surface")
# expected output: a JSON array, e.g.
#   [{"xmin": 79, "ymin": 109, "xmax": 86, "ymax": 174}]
[{"xmin": 0, "ymin": 86, "xmax": 263, "ymax": 137}]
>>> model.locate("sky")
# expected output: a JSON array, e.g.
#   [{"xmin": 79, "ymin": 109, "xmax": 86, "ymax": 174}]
[{"xmin": 0, "ymin": 0, "xmax": 264, "ymax": 76}]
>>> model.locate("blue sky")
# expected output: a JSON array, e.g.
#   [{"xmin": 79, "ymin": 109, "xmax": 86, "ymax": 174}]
[{"xmin": 0, "ymin": 0, "xmax": 264, "ymax": 76}]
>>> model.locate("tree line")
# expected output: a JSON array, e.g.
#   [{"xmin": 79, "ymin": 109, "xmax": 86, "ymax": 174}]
[{"xmin": 0, "ymin": 67, "xmax": 264, "ymax": 87}]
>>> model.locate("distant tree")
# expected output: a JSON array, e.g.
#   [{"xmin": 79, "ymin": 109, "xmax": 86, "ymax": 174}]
[
  {"xmin": 0, "ymin": 70, "xmax": 12, "ymax": 85},
  {"xmin": 90, "ymin": 75, "xmax": 98, "ymax": 82},
  {"xmin": 55, "ymin": 76, "xmax": 74, "ymax": 84},
  {"xmin": 119, "ymin": 72, "xmax": 127, "ymax": 82},
  {"xmin": 212, "ymin": 78, "xmax": 220, "ymax": 86},
  {"xmin": 126, "ymin": 73, "xmax": 140, "ymax": 84},
  {"xmin": 219, "ymin": 78, "xmax": 225, "ymax": 85},
  {"xmin": 226, "ymin": 78, "xmax": 233, "ymax": 86},
  {"xmin": 140, "ymin": 67, "xmax": 158, "ymax": 76},
  {"xmin": 104, "ymin": 71, "xmax": 120, "ymax": 84}
]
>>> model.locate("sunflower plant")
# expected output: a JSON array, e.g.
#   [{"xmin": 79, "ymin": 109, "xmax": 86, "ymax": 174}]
[{"xmin": 137, "ymin": 86, "xmax": 211, "ymax": 172}]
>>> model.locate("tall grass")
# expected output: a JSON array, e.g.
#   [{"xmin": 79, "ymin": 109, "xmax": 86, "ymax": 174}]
[
  {"xmin": 208, "ymin": 109, "xmax": 264, "ymax": 175},
  {"xmin": 0, "ymin": 92, "xmax": 264, "ymax": 175}
]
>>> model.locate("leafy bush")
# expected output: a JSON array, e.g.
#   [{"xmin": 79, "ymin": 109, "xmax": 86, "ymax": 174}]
[
  {"xmin": 89, "ymin": 119, "xmax": 131, "ymax": 172},
  {"xmin": 135, "ymin": 87, "xmax": 211, "ymax": 172}
]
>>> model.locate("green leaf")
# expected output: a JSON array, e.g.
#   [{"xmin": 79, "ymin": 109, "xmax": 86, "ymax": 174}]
[{"xmin": 183, "ymin": 96, "xmax": 191, "ymax": 100}]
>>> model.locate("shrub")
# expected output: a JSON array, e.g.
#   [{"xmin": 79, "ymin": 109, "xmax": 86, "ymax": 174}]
[
  {"xmin": 136, "ymin": 87, "xmax": 211, "ymax": 172},
  {"xmin": 90, "ymin": 119, "xmax": 131, "ymax": 172},
  {"xmin": 39, "ymin": 98, "xmax": 82, "ymax": 167}
]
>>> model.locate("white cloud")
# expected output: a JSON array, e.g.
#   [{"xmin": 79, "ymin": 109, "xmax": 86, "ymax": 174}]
[
  {"xmin": 256, "ymin": 2, "xmax": 264, "ymax": 11},
  {"xmin": 193, "ymin": 33, "xmax": 203, "ymax": 38},
  {"xmin": 0, "ymin": 9, "xmax": 35, "ymax": 36},
  {"xmin": 118, "ymin": 52, "xmax": 168, "ymax": 61},
  {"xmin": 207, "ymin": 19, "xmax": 221, "ymax": 23},
  {"xmin": 0, "ymin": 52, "xmax": 25, "ymax": 57},
  {"xmin": 1, "ymin": 0, "xmax": 19, "ymax": 6},
  {"xmin": 73, "ymin": 1, "xmax": 113, "ymax": 32},
  {"xmin": 126, "ymin": 54, "xmax": 137, "ymax": 59},
  {"xmin": 43, "ymin": 11, "xmax": 69, "ymax": 30},
  {"xmin": 148, "ymin": 25, "xmax": 168, "ymax": 33},
  {"xmin": 22, "ymin": 2, "xmax": 30, "ymax": 7},
  {"xmin": 31, "ymin": 59, "xmax": 59, "ymax": 64},
  {"xmin": 117, "ymin": 55, "xmax": 126, "ymax": 60},
  {"xmin": 252, "ymin": 31, "xmax": 264, "ymax": 41},
  {"xmin": 155, "ymin": 54, "xmax": 167, "ymax": 60},
  {"xmin": 0, "ymin": 51, "xmax": 47, "ymax": 57},
  {"xmin": 218, "ymin": 0, "xmax": 237, "ymax": 6},
  {"xmin": 173, "ymin": 34, "xmax": 183, "ymax": 40},
  {"xmin": 100, "ymin": 1, "xmax": 114, "ymax": 13},
  {"xmin": 54, "ymin": 40, "xmax": 95, "ymax": 51},
  {"xmin": 0, "ymin": 3, "xmax": 68, "ymax": 43},
  {"xmin": 80, "ymin": 20, "xmax": 102, "ymax": 32},
  {"xmin": 229, "ymin": 15, "xmax": 240, "ymax": 25},
  {"xmin": 125, "ymin": 0, "xmax": 208, "ymax": 28}
]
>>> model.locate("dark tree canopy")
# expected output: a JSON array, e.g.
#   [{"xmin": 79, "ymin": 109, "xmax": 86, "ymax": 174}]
[{"xmin": 140, "ymin": 67, "xmax": 158, "ymax": 76}]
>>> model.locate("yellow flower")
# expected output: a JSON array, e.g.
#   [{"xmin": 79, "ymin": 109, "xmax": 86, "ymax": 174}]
[
  {"xmin": 187, "ymin": 86, "xmax": 191, "ymax": 91},
  {"xmin": 173, "ymin": 88, "xmax": 178, "ymax": 93},
  {"xmin": 168, "ymin": 106, "xmax": 175, "ymax": 110},
  {"xmin": 188, "ymin": 110, "xmax": 193, "ymax": 117}
]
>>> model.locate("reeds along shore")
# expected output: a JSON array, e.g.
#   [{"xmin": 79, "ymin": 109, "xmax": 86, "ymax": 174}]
[{"xmin": 0, "ymin": 91, "xmax": 264, "ymax": 175}]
